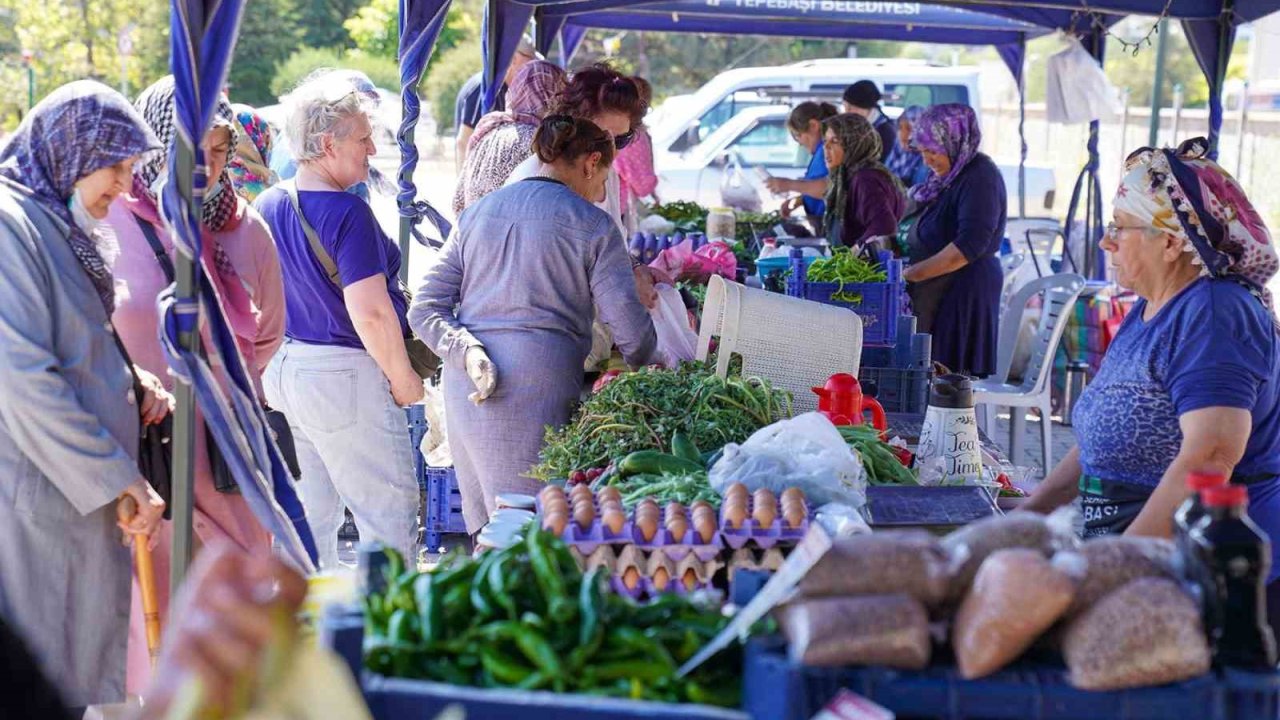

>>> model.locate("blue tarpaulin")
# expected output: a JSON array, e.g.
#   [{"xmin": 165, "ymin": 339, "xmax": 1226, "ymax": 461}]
[{"xmin": 164, "ymin": 0, "xmax": 317, "ymax": 586}]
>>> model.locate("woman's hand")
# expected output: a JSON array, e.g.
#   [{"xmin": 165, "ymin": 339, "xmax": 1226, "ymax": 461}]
[
  {"xmin": 117, "ymin": 478, "xmax": 166, "ymax": 548},
  {"xmin": 135, "ymin": 366, "xmax": 174, "ymax": 426},
  {"xmin": 390, "ymin": 372, "xmax": 426, "ymax": 407},
  {"xmin": 464, "ymin": 346, "xmax": 497, "ymax": 404},
  {"xmin": 633, "ymin": 265, "xmax": 659, "ymax": 310},
  {"xmin": 764, "ymin": 177, "xmax": 792, "ymax": 195},
  {"xmin": 780, "ymin": 196, "xmax": 804, "ymax": 219},
  {"xmin": 135, "ymin": 541, "xmax": 308, "ymax": 720}
]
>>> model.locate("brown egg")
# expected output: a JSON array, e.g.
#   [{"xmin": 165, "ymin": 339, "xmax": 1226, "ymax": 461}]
[
  {"xmin": 573, "ymin": 503, "xmax": 596, "ymax": 530},
  {"xmin": 597, "ymin": 486, "xmax": 622, "ymax": 504},
  {"xmin": 622, "ymin": 566, "xmax": 642, "ymax": 590},
  {"xmin": 635, "ymin": 515, "xmax": 658, "ymax": 542},
  {"xmin": 753, "ymin": 503, "xmax": 777, "ymax": 529},
  {"xmin": 723, "ymin": 504, "xmax": 747, "ymax": 529},
  {"xmin": 781, "ymin": 487, "xmax": 805, "ymax": 505},
  {"xmin": 539, "ymin": 485, "xmax": 565, "ymax": 502},
  {"xmin": 784, "ymin": 506, "xmax": 806, "ymax": 530},
  {"xmin": 542, "ymin": 497, "xmax": 569, "ymax": 516},
  {"xmin": 691, "ymin": 500, "xmax": 714, "ymax": 514},
  {"xmin": 573, "ymin": 496, "xmax": 595, "ymax": 512},
  {"xmin": 725, "ymin": 483, "xmax": 749, "ymax": 501},
  {"xmin": 599, "ymin": 499, "xmax": 625, "ymax": 514},
  {"xmin": 570, "ymin": 486, "xmax": 594, "ymax": 504},
  {"xmin": 694, "ymin": 516, "xmax": 716, "ymax": 543},
  {"xmin": 602, "ymin": 509, "xmax": 626, "ymax": 535},
  {"xmin": 692, "ymin": 506, "xmax": 717, "ymax": 523},
  {"xmin": 753, "ymin": 488, "xmax": 776, "ymax": 507},
  {"xmin": 666, "ymin": 515, "xmax": 688, "ymax": 541},
  {"xmin": 682, "ymin": 568, "xmax": 700, "ymax": 591},
  {"xmin": 652, "ymin": 566, "xmax": 671, "ymax": 591},
  {"xmin": 542, "ymin": 510, "xmax": 568, "ymax": 535},
  {"xmin": 635, "ymin": 505, "xmax": 660, "ymax": 521},
  {"xmin": 664, "ymin": 502, "xmax": 686, "ymax": 520},
  {"xmin": 637, "ymin": 498, "xmax": 659, "ymax": 512}
]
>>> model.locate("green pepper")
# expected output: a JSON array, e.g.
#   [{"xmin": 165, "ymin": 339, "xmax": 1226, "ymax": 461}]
[
  {"xmin": 469, "ymin": 552, "xmax": 497, "ymax": 619},
  {"xmin": 412, "ymin": 573, "xmax": 442, "ymax": 644},
  {"xmin": 516, "ymin": 671, "xmax": 550, "ymax": 691},
  {"xmin": 525, "ymin": 530, "xmax": 572, "ymax": 621},
  {"xmin": 479, "ymin": 647, "xmax": 534, "ymax": 686},
  {"xmin": 589, "ymin": 658, "xmax": 676, "ymax": 682},
  {"xmin": 684, "ymin": 678, "xmax": 742, "ymax": 707},
  {"xmin": 609, "ymin": 626, "xmax": 677, "ymax": 670},
  {"xmin": 387, "ymin": 608, "xmax": 417, "ymax": 644},
  {"xmin": 487, "ymin": 551, "xmax": 518, "ymax": 620}
]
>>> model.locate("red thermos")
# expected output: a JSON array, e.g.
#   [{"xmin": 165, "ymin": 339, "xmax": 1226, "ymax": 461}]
[{"xmin": 812, "ymin": 374, "xmax": 887, "ymax": 430}]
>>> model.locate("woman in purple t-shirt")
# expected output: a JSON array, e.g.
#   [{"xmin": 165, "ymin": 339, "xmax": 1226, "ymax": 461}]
[{"xmin": 254, "ymin": 79, "xmax": 422, "ymax": 570}]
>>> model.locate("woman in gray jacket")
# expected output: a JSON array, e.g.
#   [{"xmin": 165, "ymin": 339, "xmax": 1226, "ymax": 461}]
[{"xmin": 0, "ymin": 81, "xmax": 168, "ymax": 711}]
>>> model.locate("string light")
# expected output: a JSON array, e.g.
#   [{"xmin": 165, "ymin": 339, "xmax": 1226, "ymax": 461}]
[{"xmin": 1073, "ymin": 0, "xmax": 1176, "ymax": 56}]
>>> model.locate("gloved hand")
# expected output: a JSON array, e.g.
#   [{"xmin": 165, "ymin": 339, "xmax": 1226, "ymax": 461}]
[{"xmin": 464, "ymin": 346, "xmax": 497, "ymax": 404}]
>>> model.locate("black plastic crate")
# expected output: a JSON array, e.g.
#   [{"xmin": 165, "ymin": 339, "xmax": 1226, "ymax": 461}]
[{"xmin": 859, "ymin": 365, "xmax": 931, "ymax": 415}]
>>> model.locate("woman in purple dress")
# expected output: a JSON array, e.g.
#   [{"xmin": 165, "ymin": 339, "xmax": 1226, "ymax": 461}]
[
  {"xmin": 820, "ymin": 113, "xmax": 905, "ymax": 249},
  {"xmin": 899, "ymin": 104, "xmax": 1006, "ymax": 377}
]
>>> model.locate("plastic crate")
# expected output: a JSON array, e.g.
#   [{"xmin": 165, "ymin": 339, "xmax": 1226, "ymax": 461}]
[
  {"xmin": 422, "ymin": 466, "xmax": 466, "ymax": 550},
  {"xmin": 320, "ymin": 607, "xmax": 748, "ymax": 720},
  {"xmin": 859, "ymin": 365, "xmax": 931, "ymax": 415},
  {"xmin": 786, "ymin": 249, "xmax": 905, "ymax": 346},
  {"xmin": 742, "ymin": 637, "xmax": 1280, "ymax": 720}
]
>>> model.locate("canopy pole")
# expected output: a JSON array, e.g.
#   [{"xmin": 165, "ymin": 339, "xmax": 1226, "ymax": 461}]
[
  {"xmin": 1149, "ymin": 18, "xmax": 1169, "ymax": 147},
  {"xmin": 1211, "ymin": 0, "xmax": 1236, "ymax": 158},
  {"xmin": 168, "ymin": 1, "xmax": 204, "ymax": 595},
  {"xmin": 1017, "ymin": 33, "xmax": 1027, "ymax": 218}
]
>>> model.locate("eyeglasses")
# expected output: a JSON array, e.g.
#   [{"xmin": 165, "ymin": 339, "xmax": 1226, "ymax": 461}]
[
  {"xmin": 614, "ymin": 129, "xmax": 636, "ymax": 151},
  {"xmin": 1105, "ymin": 222, "xmax": 1152, "ymax": 240}
]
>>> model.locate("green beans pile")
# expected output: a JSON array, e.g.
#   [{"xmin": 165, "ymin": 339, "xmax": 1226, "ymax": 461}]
[
  {"xmin": 364, "ymin": 530, "xmax": 743, "ymax": 705},
  {"xmin": 806, "ymin": 248, "xmax": 888, "ymax": 303},
  {"xmin": 529, "ymin": 363, "xmax": 792, "ymax": 482},
  {"xmin": 838, "ymin": 425, "xmax": 919, "ymax": 486}
]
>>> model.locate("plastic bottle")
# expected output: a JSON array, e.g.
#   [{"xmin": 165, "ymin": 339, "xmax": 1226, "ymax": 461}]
[
  {"xmin": 757, "ymin": 237, "xmax": 782, "ymax": 260},
  {"xmin": 1176, "ymin": 471, "xmax": 1229, "ymax": 551},
  {"xmin": 1189, "ymin": 484, "xmax": 1277, "ymax": 669}
]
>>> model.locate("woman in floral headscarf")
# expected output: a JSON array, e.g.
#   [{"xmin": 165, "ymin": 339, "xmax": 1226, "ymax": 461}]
[
  {"xmin": 228, "ymin": 103, "xmax": 278, "ymax": 202},
  {"xmin": 900, "ymin": 103, "xmax": 1006, "ymax": 377},
  {"xmin": 104, "ymin": 75, "xmax": 283, "ymax": 695},
  {"xmin": 1024, "ymin": 138, "xmax": 1280, "ymax": 619},
  {"xmin": 821, "ymin": 112, "xmax": 904, "ymax": 249},
  {"xmin": 453, "ymin": 60, "xmax": 567, "ymax": 214}
]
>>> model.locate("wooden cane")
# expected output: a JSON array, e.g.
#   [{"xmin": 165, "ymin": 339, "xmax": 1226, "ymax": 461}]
[{"xmin": 118, "ymin": 495, "xmax": 162, "ymax": 668}]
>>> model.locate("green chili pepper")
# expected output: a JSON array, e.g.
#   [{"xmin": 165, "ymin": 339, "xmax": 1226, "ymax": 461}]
[
  {"xmin": 512, "ymin": 626, "xmax": 563, "ymax": 677},
  {"xmin": 469, "ymin": 552, "xmax": 498, "ymax": 619},
  {"xmin": 412, "ymin": 573, "xmax": 442, "ymax": 644},
  {"xmin": 387, "ymin": 608, "xmax": 416, "ymax": 644},
  {"xmin": 487, "ymin": 552, "xmax": 518, "ymax": 620},
  {"xmin": 479, "ymin": 647, "xmax": 534, "ymax": 686},
  {"xmin": 526, "ymin": 530, "xmax": 573, "ymax": 621}
]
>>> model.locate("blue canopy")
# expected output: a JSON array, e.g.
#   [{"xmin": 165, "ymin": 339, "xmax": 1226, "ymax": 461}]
[{"xmin": 164, "ymin": 0, "xmax": 317, "ymax": 587}]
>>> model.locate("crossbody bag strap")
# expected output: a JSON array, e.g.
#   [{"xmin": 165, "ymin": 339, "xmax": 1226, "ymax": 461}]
[
  {"xmin": 134, "ymin": 213, "xmax": 176, "ymax": 284},
  {"xmin": 281, "ymin": 181, "xmax": 342, "ymax": 288}
]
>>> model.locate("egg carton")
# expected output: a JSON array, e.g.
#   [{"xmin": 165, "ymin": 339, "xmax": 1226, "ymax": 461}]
[
  {"xmin": 599, "ymin": 546, "xmax": 722, "ymax": 600},
  {"xmin": 718, "ymin": 491, "xmax": 810, "ymax": 550},
  {"xmin": 726, "ymin": 546, "xmax": 787, "ymax": 582},
  {"xmin": 627, "ymin": 502, "xmax": 722, "ymax": 562},
  {"xmin": 536, "ymin": 489, "xmax": 633, "ymax": 556}
]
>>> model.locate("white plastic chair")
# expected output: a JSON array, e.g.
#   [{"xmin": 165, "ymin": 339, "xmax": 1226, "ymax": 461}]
[
  {"xmin": 698, "ymin": 276, "xmax": 862, "ymax": 413},
  {"xmin": 974, "ymin": 273, "xmax": 1086, "ymax": 472},
  {"xmin": 999, "ymin": 252, "xmax": 1027, "ymax": 320}
]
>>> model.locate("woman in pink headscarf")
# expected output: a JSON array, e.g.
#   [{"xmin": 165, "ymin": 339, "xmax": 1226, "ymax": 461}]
[{"xmin": 452, "ymin": 60, "xmax": 567, "ymax": 215}]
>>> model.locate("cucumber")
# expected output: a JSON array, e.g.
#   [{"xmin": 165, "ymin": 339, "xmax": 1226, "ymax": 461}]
[
  {"xmin": 671, "ymin": 433, "xmax": 702, "ymax": 463},
  {"xmin": 617, "ymin": 451, "xmax": 705, "ymax": 478}
]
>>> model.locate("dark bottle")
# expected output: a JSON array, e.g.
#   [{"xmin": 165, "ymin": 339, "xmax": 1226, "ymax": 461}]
[
  {"xmin": 1176, "ymin": 471, "xmax": 1229, "ymax": 575},
  {"xmin": 1189, "ymin": 484, "xmax": 1278, "ymax": 669}
]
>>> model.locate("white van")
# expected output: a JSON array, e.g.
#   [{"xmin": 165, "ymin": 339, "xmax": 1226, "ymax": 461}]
[{"xmin": 651, "ymin": 59, "xmax": 1055, "ymax": 215}]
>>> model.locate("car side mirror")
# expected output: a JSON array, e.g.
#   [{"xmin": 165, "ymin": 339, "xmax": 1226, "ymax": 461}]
[{"xmin": 713, "ymin": 152, "xmax": 731, "ymax": 168}]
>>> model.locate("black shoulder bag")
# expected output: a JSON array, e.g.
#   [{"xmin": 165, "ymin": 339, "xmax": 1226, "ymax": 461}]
[{"xmin": 110, "ymin": 330, "xmax": 173, "ymax": 519}]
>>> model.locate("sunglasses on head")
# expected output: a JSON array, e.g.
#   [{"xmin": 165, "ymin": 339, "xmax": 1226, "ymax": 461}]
[{"xmin": 614, "ymin": 129, "xmax": 636, "ymax": 151}]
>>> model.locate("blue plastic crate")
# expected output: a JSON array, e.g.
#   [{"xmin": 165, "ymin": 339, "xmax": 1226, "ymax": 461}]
[
  {"xmin": 422, "ymin": 466, "xmax": 466, "ymax": 550},
  {"xmin": 320, "ymin": 607, "xmax": 748, "ymax": 720},
  {"xmin": 859, "ymin": 365, "xmax": 931, "ymax": 415},
  {"xmin": 786, "ymin": 249, "xmax": 905, "ymax": 346},
  {"xmin": 742, "ymin": 637, "xmax": 1280, "ymax": 720}
]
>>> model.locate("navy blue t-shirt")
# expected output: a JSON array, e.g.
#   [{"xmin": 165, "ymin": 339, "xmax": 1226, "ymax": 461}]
[
  {"xmin": 454, "ymin": 72, "xmax": 508, "ymax": 131},
  {"xmin": 254, "ymin": 188, "xmax": 409, "ymax": 349},
  {"xmin": 801, "ymin": 139, "xmax": 829, "ymax": 218}
]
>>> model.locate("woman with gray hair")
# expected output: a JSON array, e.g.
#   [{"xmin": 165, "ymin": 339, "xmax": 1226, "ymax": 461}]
[{"xmin": 255, "ymin": 80, "xmax": 422, "ymax": 569}]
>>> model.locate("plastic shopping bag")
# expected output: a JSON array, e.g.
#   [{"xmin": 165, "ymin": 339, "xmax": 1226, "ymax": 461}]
[
  {"xmin": 650, "ymin": 283, "xmax": 699, "ymax": 366},
  {"xmin": 720, "ymin": 155, "xmax": 761, "ymax": 212},
  {"xmin": 649, "ymin": 238, "xmax": 737, "ymax": 284},
  {"xmin": 709, "ymin": 413, "xmax": 867, "ymax": 509}
]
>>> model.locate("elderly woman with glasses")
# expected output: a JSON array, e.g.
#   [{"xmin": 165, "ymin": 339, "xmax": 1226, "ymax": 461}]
[
  {"xmin": 1024, "ymin": 138, "xmax": 1280, "ymax": 609},
  {"xmin": 254, "ymin": 77, "xmax": 423, "ymax": 570}
]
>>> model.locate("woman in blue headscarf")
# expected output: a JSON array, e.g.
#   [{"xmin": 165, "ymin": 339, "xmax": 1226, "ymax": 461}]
[
  {"xmin": 0, "ymin": 80, "xmax": 168, "ymax": 712},
  {"xmin": 885, "ymin": 106, "xmax": 930, "ymax": 188}
]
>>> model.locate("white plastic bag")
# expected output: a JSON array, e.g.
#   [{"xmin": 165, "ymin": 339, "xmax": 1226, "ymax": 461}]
[
  {"xmin": 650, "ymin": 283, "xmax": 698, "ymax": 366},
  {"xmin": 720, "ymin": 155, "xmax": 761, "ymax": 212},
  {"xmin": 421, "ymin": 380, "xmax": 452, "ymax": 467},
  {"xmin": 709, "ymin": 413, "xmax": 867, "ymax": 508}
]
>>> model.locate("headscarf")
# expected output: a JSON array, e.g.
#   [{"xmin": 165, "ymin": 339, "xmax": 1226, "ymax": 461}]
[
  {"xmin": 822, "ymin": 113, "xmax": 900, "ymax": 236},
  {"xmin": 0, "ymin": 80, "xmax": 160, "ymax": 312},
  {"xmin": 1115, "ymin": 137, "xmax": 1279, "ymax": 317},
  {"xmin": 885, "ymin": 105, "xmax": 925, "ymax": 186},
  {"xmin": 134, "ymin": 76, "xmax": 240, "ymax": 232},
  {"xmin": 468, "ymin": 61, "xmax": 566, "ymax": 150},
  {"xmin": 909, "ymin": 103, "xmax": 982, "ymax": 205},
  {"xmin": 227, "ymin": 104, "xmax": 277, "ymax": 202},
  {"xmin": 128, "ymin": 76, "xmax": 258, "ymax": 344}
]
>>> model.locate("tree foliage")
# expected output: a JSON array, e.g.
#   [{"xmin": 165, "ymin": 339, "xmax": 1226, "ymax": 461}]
[
  {"xmin": 298, "ymin": 0, "xmax": 365, "ymax": 50},
  {"xmin": 271, "ymin": 46, "xmax": 400, "ymax": 98},
  {"xmin": 422, "ymin": 35, "xmax": 480, "ymax": 133},
  {"xmin": 227, "ymin": 0, "xmax": 306, "ymax": 105}
]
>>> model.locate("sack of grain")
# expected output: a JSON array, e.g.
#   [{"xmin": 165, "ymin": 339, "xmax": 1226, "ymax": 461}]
[
  {"xmin": 1064, "ymin": 577, "xmax": 1210, "ymax": 690},
  {"xmin": 1069, "ymin": 536, "xmax": 1176, "ymax": 616},
  {"xmin": 952, "ymin": 549, "xmax": 1084, "ymax": 679},
  {"xmin": 779, "ymin": 595, "xmax": 931, "ymax": 669},
  {"xmin": 798, "ymin": 531, "xmax": 952, "ymax": 608},
  {"xmin": 941, "ymin": 509, "xmax": 1076, "ymax": 601}
]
